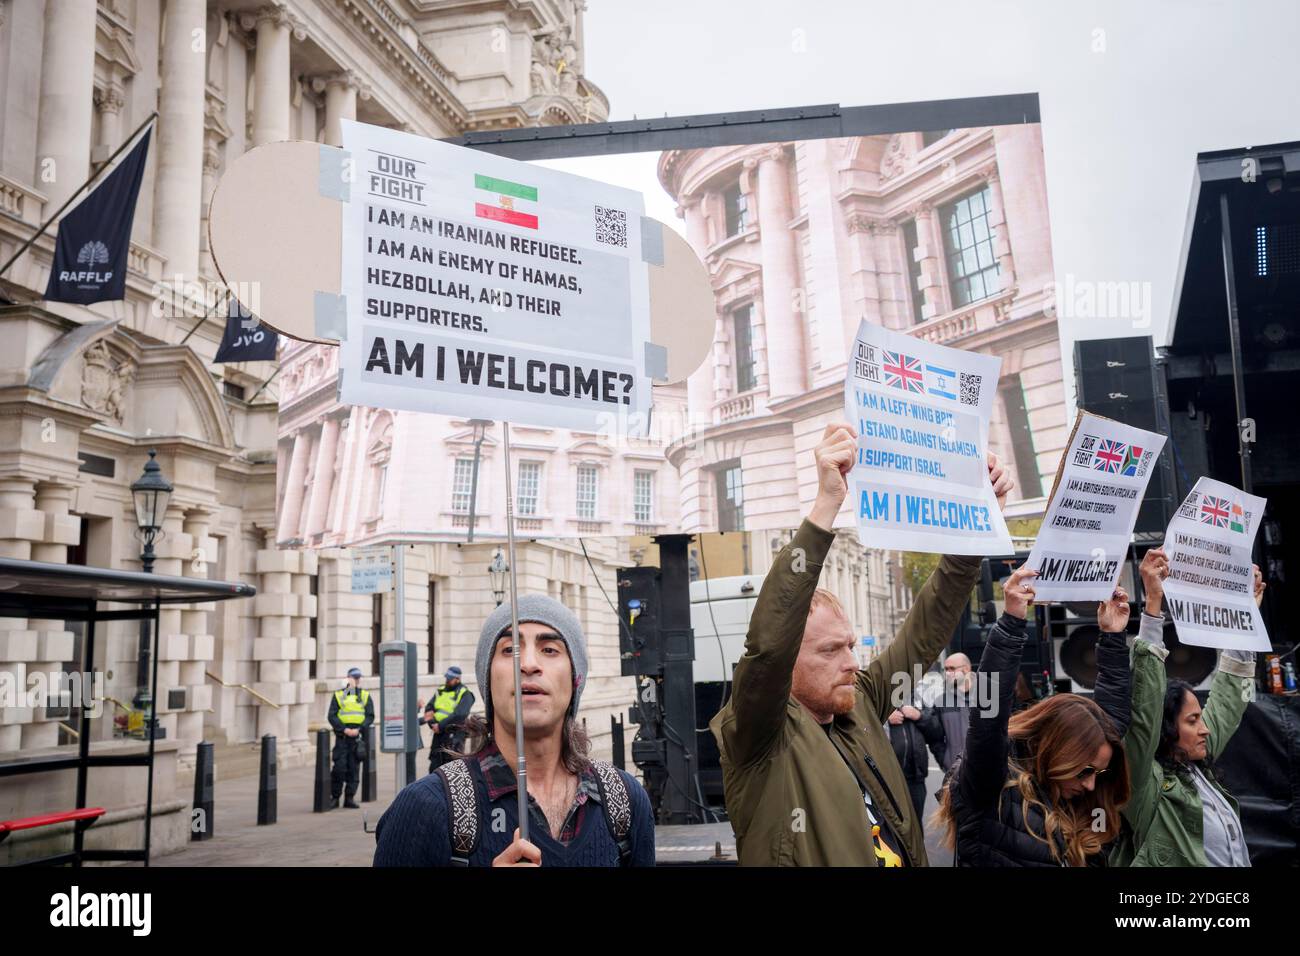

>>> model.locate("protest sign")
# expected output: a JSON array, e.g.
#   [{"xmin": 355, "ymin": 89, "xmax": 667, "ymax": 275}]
[
  {"xmin": 337, "ymin": 121, "xmax": 653, "ymax": 433},
  {"xmin": 1025, "ymin": 411, "xmax": 1166, "ymax": 601},
  {"xmin": 1162, "ymin": 477, "xmax": 1270, "ymax": 652},
  {"xmin": 843, "ymin": 319, "xmax": 1011, "ymax": 555}
]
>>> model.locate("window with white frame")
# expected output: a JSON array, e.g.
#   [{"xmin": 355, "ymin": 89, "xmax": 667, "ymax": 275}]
[
  {"xmin": 451, "ymin": 458, "xmax": 476, "ymax": 513},
  {"xmin": 576, "ymin": 464, "xmax": 598, "ymax": 519},
  {"xmin": 517, "ymin": 461, "xmax": 541, "ymax": 516},
  {"xmin": 375, "ymin": 464, "xmax": 389, "ymax": 515},
  {"xmin": 633, "ymin": 470, "xmax": 654, "ymax": 523},
  {"xmin": 723, "ymin": 181, "xmax": 748, "ymax": 236},
  {"xmin": 941, "ymin": 186, "xmax": 1001, "ymax": 307}
]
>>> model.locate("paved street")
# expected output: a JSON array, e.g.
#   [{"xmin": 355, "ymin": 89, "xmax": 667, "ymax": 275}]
[
  {"xmin": 152, "ymin": 756, "xmax": 950, "ymax": 866},
  {"xmin": 153, "ymin": 756, "xmax": 740, "ymax": 866}
]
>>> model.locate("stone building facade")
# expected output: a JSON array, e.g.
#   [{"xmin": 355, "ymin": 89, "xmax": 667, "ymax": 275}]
[
  {"xmin": 0, "ymin": 0, "xmax": 615, "ymax": 858},
  {"xmin": 657, "ymin": 126, "xmax": 1066, "ymax": 535}
]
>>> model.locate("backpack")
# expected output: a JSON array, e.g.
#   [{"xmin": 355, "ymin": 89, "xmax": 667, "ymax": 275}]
[{"xmin": 435, "ymin": 757, "xmax": 633, "ymax": 866}]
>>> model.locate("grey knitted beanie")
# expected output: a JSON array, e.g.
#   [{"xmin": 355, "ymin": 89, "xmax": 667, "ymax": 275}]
[{"xmin": 476, "ymin": 594, "xmax": 589, "ymax": 719}]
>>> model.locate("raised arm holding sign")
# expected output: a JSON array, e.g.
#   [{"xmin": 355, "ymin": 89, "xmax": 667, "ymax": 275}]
[
  {"xmin": 842, "ymin": 319, "xmax": 1012, "ymax": 555},
  {"xmin": 1160, "ymin": 477, "xmax": 1270, "ymax": 653},
  {"xmin": 1026, "ymin": 411, "xmax": 1167, "ymax": 602}
]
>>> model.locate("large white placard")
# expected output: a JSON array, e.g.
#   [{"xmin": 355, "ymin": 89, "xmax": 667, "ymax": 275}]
[
  {"xmin": 1162, "ymin": 477, "xmax": 1270, "ymax": 652},
  {"xmin": 1026, "ymin": 412, "xmax": 1167, "ymax": 601},
  {"xmin": 337, "ymin": 121, "xmax": 652, "ymax": 432},
  {"xmin": 843, "ymin": 319, "xmax": 1011, "ymax": 555}
]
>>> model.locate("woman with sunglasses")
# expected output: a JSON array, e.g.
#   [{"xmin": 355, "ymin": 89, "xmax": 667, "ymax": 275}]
[
  {"xmin": 936, "ymin": 564, "xmax": 1133, "ymax": 866},
  {"xmin": 1110, "ymin": 549, "xmax": 1263, "ymax": 867}
]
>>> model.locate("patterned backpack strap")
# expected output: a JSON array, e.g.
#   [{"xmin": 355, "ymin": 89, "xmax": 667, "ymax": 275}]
[
  {"xmin": 590, "ymin": 760, "xmax": 633, "ymax": 866},
  {"xmin": 434, "ymin": 758, "xmax": 480, "ymax": 866}
]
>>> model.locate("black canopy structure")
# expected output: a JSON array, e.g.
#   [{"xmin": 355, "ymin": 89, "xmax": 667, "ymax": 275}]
[
  {"xmin": 1162, "ymin": 139, "xmax": 1300, "ymax": 646},
  {"xmin": 0, "ymin": 558, "xmax": 255, "ymax": 865}
]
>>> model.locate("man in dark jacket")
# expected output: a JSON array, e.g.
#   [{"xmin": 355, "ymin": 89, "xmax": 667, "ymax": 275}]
[
  {"xmin": 327, "ymin": 667, "xmax": 374, "ymax": 809},
  {"xmin": 709, "ymin": 422, "xmax": 1015, "ymax": 866},
  {"xmin": 933, "ymin": 652, "xmax": 977, "ymax": 774},
  {"xmin": 420, "ymin": 666, "xmax": 475, "ymax": 773},
  {"xmin": 374, "ymin": 596, "xmax": 655, "ymax": 866},
  {"xmin": 886, "ymin": 702, "xmax": 946, "ymax": 823}
]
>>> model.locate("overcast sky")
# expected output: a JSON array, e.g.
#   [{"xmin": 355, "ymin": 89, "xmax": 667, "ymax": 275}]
[{"xmin": 537, "ymin": 0, "xmax": 1300, "ymax": 404}]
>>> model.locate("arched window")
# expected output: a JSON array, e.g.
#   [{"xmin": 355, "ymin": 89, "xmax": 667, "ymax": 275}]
[{"xmin": 364, "ymin": 413, "xmax": 393, "ymax": 521}]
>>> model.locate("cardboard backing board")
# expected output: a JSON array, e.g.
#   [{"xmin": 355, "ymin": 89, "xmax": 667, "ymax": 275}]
[{"xmin": 208, "ymin": 140, "xmax": 713, "ymax": 385}]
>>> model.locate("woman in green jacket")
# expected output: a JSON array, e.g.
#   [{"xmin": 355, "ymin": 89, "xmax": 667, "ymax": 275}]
[{"xmin": 1112, "ymin": 548, "xmax": 1263, "ymax": 867}]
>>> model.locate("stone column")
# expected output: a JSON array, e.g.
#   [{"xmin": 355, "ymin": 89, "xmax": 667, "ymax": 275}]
[
  {"xmin": 92, "ymin": 84, "xmax": 126, "ymax": 166},
  {"xmin": 753, "ymin": 146, "xmax": 805, "ymax": 401},
  {"xmin": 199, "ymin": 143, "xmax": 222, "ymax": 274},
  {"xmin": 679, "ymin": 196, "xmax": 714, "ymax": 428},
  {"xmin": 303, "ymin": 417, "xmax": 341, "ymax": 539},
  {"xmin": 982, "ymin": 166, "xmax": 1016, "ymax": 292},
  {"xmin": 293, "ymin": 429, "xmax": 320, "ymax": 542},
  {"xmin": 0, "ymin": 478, "xmax": 40, "ymax": 560},
  {"xmin": 174, "ymin": 509, "xmax": 217, "ymax": 755},
  {"xmin": 30, "ymin": 482, "xmax": 78, "ymax": 564},
  {"xmin": 251, "ymin": 8, "xmax": 293, "ymax": 147},
  {"xmin": 34, "ymin": 0, "xmax": 96, "ymax": 210},
  {"xmin": 911, "ymin": 204, "xmax": 945, "ymax": 319},
  {"xmin": 316, "ymin": 72, "xmax": 359, "ymax": 147},
  {"xmin": 154, "ymin": 0, "xmax": 208, "ymax": 283},
  {"xmin": 277, "ymin": 429, "xmax": 313, "ymax": 543}
]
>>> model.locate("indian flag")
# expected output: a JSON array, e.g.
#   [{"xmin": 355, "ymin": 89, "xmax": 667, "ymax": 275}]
[
  {"xmin": 474, "ymin": 173, "xmax": 538, "ymax": 229},
  {"xmin": 1230, "ymin": 501, "xmax": 1245, "ymax": 533}
]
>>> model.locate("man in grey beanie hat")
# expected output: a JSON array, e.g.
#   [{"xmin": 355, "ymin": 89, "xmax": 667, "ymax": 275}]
[
  {"xmin": 374, "ymin": 593, "xmax": 655, "ymax": 867},
  {"xmin": 475, "ymin": 594, "xmax": 589, "ymax": 719}
]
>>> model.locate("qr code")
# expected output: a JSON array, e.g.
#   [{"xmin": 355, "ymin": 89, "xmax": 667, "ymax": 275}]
[
  {"xmin": 594, "ymin": 205, "xmax": 627, "ymax": 247},
  {"xmin": 959, "ymin": 372, "xmax": 981, "ymax": 406}
]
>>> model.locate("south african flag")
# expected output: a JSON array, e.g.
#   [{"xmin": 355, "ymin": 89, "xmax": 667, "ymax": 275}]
[{"xmin": 1121, "ymin": 445, "xmax": 1144, "ymax": 477}]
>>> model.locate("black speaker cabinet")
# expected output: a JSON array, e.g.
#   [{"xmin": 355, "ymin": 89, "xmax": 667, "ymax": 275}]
[{"xmin": 1074, "ymin": 336, "xmax": 1176, "ymax": 537}]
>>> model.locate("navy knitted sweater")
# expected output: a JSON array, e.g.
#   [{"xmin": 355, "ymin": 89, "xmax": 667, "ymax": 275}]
[{"xmin": 373, "ymin": 757, "xmax": 656, "ymax": 867}]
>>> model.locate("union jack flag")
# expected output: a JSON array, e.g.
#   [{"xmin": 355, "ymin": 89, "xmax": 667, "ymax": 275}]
[
  {"xmin": 1092, "ymin": 439, "xmax": 1127, "ymax": 473},
  {"xmin": 883, "ymin": 350, "xmax": 924, "ymax": 393},
  {"xmin": 1200, "ymin": 495, "xmax": 1231, "ymax": 528}
]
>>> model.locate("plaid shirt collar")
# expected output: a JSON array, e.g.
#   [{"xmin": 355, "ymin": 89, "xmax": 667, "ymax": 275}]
[{"xmin": 476, "ymin": 740, "xmax": 602, "ymax": 843}]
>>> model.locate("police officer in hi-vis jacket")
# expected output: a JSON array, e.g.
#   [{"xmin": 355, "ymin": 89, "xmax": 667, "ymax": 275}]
[
  {"xmin": 327, "ymin": 667, "xmax": 374, "ymax": 808},
  {"xmin": 421, "ymin": 665, "xmax": 475, "ymax": 773}
]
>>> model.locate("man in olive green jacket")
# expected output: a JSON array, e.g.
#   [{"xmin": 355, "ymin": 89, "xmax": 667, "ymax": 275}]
[
  {"xmin": 1111, "ymin": 548, "xmax": 1259, "ymax": 867},
  {"xmin": 709, "ymin": 422, "xmax": 1014, "ymax": 866}
]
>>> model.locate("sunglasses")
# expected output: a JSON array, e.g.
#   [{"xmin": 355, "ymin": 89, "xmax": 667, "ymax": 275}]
[{"xmin": 1075, "ymin": 765, "xmax": 1108, "ymax": 780}]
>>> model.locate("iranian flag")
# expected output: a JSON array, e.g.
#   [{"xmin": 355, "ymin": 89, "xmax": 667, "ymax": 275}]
[{"xmin": 474, "ymin": 173, "xmax": 538, "ymax": 229}]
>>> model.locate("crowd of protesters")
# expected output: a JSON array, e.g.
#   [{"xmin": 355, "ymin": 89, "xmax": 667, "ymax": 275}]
[{"xmin": 372, "ymin": 421, "xmax": 1267, "ymax": 867}]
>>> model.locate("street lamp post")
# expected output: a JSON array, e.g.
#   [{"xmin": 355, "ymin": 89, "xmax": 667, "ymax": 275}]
[
  {"xmin": 130, "ymin": 449, "xmax": 173, "ymax": 724},
  {"xmin": 465, "ymin": 419, "xmax": 491, "ymax": 542},
  {"xmin": 488, "ymin": 548, "xmax": 509, "ymax": 607}
]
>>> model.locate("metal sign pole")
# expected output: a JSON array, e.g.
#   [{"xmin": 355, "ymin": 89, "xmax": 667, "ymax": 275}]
[
  {"xmin": 394, "ymin": 541, "xmax": 408, "ymax": 791},
  {"xmin": 502, "ymin": 421, "xmax": 527, "ymax": 842}
]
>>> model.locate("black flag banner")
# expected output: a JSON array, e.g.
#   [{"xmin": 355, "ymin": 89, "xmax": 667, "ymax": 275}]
[
  {"xmin": 214, "ymin": 298, "xmax": 278, "ymax": 363},
  {"xmin": 43, "ymin": 127, "xmax": 151, "ymax": 304}
]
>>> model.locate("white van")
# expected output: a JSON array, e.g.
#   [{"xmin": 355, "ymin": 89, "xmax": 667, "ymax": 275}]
[{"xmin": 689, "ymin": 573, "xmax": 763, "ymax": 806}]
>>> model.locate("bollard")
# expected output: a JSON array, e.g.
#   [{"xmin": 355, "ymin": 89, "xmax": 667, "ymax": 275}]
[
  {"xmin": 611, "ymin": 714, "xmax": 626, "ymax": 772},
  {"xmin": 313, "ymin": 727, "xmax": 333, "ymax": 812},
  {"xmin": 192, "ymin": 740, "xmax": 214, "ymax": 841},
  {"xmin": 257, "ymin": 734, "xmax": 277, "ymax": 825},
  {"xmin": 361, "ymin": 725, "xmax": 378, "ymax": 803}
]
